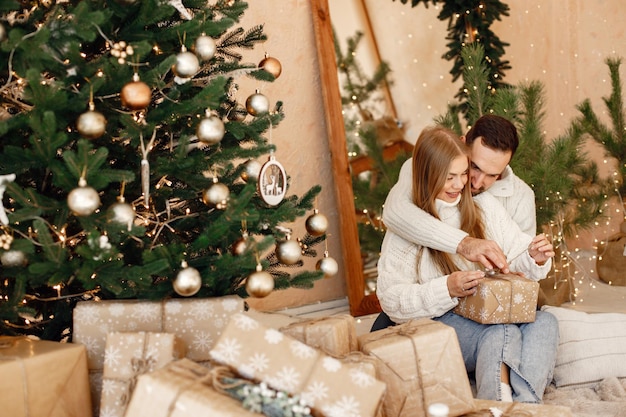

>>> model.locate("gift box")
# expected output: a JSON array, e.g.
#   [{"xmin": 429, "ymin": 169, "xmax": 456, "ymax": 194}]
[
  {"xmin": 99, "ymin": 331, "xmax": 186, "ymax": 417},
  {"xmin": 0, "ymin": 336, "xmax": 92, "ymax": 417},
  {"xmin": 280, "ymin": 314, "xmax": 359, "ymax": 357},
  {"xmin": 210, "ymin": 313, "xmax": 386, "ymax": 417},
  {"xmin": 358, "ymin": 318, "xmax": 475, "ymax": 417},
  {"xmin": 461, "ymin": 399, "xmax": 573, "ymax": 417},
  {"xmin": 125, "ymin": 358, "xmax": 263, "ymax": 417},
  {"xmin": 72, "ymin": 295, "xmax": 245, "ymax": 370},
  {"xmin": 454, "ymin": 274, "xmax": 539, "ymax": 324}
]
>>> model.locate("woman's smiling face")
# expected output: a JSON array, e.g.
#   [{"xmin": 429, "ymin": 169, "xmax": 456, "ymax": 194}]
[{"xmin": 437, "ymin": 155, "xmax": 469, "ymax": 203}]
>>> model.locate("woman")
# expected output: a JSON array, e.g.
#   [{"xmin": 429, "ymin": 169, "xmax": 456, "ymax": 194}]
[{"xmin": 376, "ymin": 125, "xmax": 558, "ymax": 403}]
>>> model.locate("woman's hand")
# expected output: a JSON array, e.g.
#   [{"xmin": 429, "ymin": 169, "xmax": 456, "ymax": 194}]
[
  {"xmin": 528, "ymin": 233, "xmax": 555, "ymax": 265},
  {"xmin": 448, "ymin": 270, "xmax": 485, "ymax": 298}
]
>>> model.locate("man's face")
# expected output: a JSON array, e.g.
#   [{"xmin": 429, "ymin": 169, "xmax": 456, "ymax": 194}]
[{"xmin": 467, "ymin": 137, "xmax": 512, "ymax": 195}]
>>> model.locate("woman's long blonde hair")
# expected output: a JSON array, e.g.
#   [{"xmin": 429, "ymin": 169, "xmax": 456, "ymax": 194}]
[{"xmin": 412, "ymin": 125, "xmax": 486, "ymax": 274}]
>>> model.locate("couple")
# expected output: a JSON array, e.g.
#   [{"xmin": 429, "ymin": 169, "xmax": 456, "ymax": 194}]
[{"xmin": 377, "ymin": 115, "xmax": 559, "ymax": 404}]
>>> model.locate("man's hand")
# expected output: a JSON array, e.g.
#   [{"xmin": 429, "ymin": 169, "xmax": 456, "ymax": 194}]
[{"xmin": 456, "ymin": 236, "xmax": 510, "ymax": 273}]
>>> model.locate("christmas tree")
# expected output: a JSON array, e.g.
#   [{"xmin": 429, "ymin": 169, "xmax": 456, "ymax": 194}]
[{"xmin": 0, "ymin": 0, "xmax": 329, "ymax": 341}]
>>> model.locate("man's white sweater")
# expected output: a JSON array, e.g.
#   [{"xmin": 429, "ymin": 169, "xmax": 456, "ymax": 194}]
[{"xmin": 376, "ymin": 193, "xmax": 551, "ymax": 324}]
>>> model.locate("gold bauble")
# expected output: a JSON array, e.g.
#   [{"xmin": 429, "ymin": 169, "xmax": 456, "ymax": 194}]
[
  {"xmin": 245, "ymin": 268, "xmax": 274, "ymax": 298},
  {"xmin": 259, "ymin": 56, "xmax": 282, "ymax": 78},
  {"xmin": 196, "ymin": 114, "xmax": 225, "ymax": 145},
  {"xmin": 173, "ymin": 265, "xmax": 202, "ymax": 296},
  {"xmin": 231, "ymin": 235, "xmax": 248, "ymax": 256},
  {"xmin": 67, "ymin": 185, "xmax": 101, "ymax": 216},
  {"xmin": 76, "ymin": 110, "xmax": 106, "ymax": 139},
  {"xmin": 276, "ymin": 239, "xmax": 302, "ymax": 265},
  {"xmin": 316, "ymin": 256, "xmax": 339, "ymax": 278},
  {"xmin": 202, "ymin": 182, "xmax": 230, "ymax": 209},
  {"xmin": 194, "ymin": 33, "xmax": 216, "ymax": 61},
  {"xmin": 305, "ymin": 211, "xmax": 328, "ymax": 236},
  {"xmin": 173, "ymin": 50, "xmax": 200, "ymax": 78},
  {"xmin": 107, "ymin": 201, "xmax": 136, "ymax": 231},
  {"xmin": 245, "ymin": 92, "xmax": 269, "ymax": 116},
  {"xmin": 241, "ymin": 160, "xmax": 262, "ymax": 182},
  {"xmin": 120, "ymin": 80, "xmax": 151, "ymax": 110}
]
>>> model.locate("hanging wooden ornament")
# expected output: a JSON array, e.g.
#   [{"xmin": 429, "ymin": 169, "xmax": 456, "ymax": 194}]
[{"xmin": 258, "ymin": 155, "xmax": 286, "ymax": 206}]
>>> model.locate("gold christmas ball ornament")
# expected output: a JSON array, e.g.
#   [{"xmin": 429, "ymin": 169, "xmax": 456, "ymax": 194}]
[
  {"xmin": 76, "ymin": 109, "xmax": 107, "ymax": 139},
  {"xmin": 245, "ymin": 264, "xmax": 274, "ymax": 298},
  {"xmin": 316, "ymin": 255, "xmax": 339, "ymax": 278},
  {"xmin": 245, "ymin": 91, "xmax": 270, "ymax": 116},
  {"xmin": 305, "ymin": 210, "xmax": 328, "ymax": 236},
  {"xmin": 173, "ymin": 263, "xmax": 202, "ymax": 297},
  {"xmin": 120, "ymin": 78, "xmax": 151, "ymax": 110},
  {"xmin": 227, "ymin": 104, "xmax": 247, "ymax": 122},
  {"xmin": 231, "ymin": 236, "xmax": 248, "ymax": 256},
  {"xmin": 108, "ymin": 200, "xmax": 136, "ymax": 231},
  {"xmin": 202, "ymin": 181, "xmax": 230, "ymax": 209},
  {"xmin": 0, "ymin": 23, "xmax": 6, "ymax": 43},
  {"xmin": 241, "ymin": 159, "xmax": 262, "ymax": 182},
  {"xmin": 1, "ymin": 250, "xmax": 27, "ymax": 268},
  {"xmin": 259, "ymin": 55, "xmax": 282, "ymax": 79},
  {"xmin": 173, "ymin": 49, "xmax": 200, "ymax": 79},
  {"xmin": 276, "ymin": 238, "xmax": 302, "ymax": 265},
  {"xmin": 67, "ymin": 184, "xmax": 101, "ymax": 216},
  {"xmin": 196, "ymin": 113, "xmax": 225, "ymax": 145},
  {"xmin": 194, "ymin": 33, "xmax": 216, "ymax": 61}
]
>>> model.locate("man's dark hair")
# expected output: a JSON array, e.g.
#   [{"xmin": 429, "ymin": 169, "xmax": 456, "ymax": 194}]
[{"xmin": 465, "ymin": 114, "xmax": 519, "ymax": 156}]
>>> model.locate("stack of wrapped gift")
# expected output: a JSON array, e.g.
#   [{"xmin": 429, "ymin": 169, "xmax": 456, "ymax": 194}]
[
  {"xmin": 205, "ymin": 312, "xmax": 387, "ymax": 417},
  {"xmin": 99, "ymin": 331, "xmax": 186, "ymax": 417},
  {"xmin": 358, "ymin": 318, "xmax": 476, "ymax": 417},
  {"xmin": 454, "ymin": 274, "xmax": 540, "ymax": 324},
  {"xmin": 0, "ymin": 336, "xmax": 92, "ymax": 417},
  {"xmin": 279, "ymin": 313, "xmax": 358, "ymax": 357},
  {"xmin": 72, "ymin": 295, "xmax": 245, "ymax": 414}
]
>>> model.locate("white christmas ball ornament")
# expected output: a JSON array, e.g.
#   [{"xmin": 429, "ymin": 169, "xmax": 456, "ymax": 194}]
[
  {"xmin": 173, "ymin": 49, "xmax": 200, "ymax": 78},
  {"xmin": 305, "ymin": 210, "xmax": 328, "ymax": 236},
  {"xmin": 194, "ymin": 33, "xmax": 216, "ymax": 61},
  {"xmin": 245, "ymin": 264, "xmax": 274, "ymax": 298},
  {"xmin": 202, "ymin": 181, "xmax": 229, "ymax": 209},
  {"xmin": 241, "ymin": 159, "xmax": 262, "ymax": 182},
  {"xmin": 196, "ymin": 113, "xmax": 225, "ymax": 145},
  {"xmin": 68, "ymin": 184, "xmax": 101, "ymax": 216},
  {"xmin": 1, "ymin": 250, "xmax": 27, "ymax": 267},
  {"xmin": 77, "ymin": 110, "xmax": 107, "ymax": 139},
  {"xmin": 316, "ymin": 255, "xmax": 338, "ymax": 278},
  {"xmin": 245, "ymin": 91, "xmax": 269, "ymax": 116},
  {"xmin": 173, "ymin": 263, "xmax": 202, "ymax": 296},
  {"xmin": 108, "ymin": 200, "xmax": 136, "ymax": 231},
  {"xmin": 276, "ymin": 239, "xmax": 301, "ymax": 265}
]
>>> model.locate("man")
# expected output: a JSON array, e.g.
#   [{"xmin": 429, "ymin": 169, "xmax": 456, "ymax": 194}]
[{"xmin": 382, "ymin": 114, "xmax": 536, "ymax": 273}]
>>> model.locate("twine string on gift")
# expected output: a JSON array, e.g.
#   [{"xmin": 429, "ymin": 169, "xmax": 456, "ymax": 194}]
[
  {"xmin": 397, "ymin": 323, "xmax": 430, "ymax": 417},
  {"xmin": 117, "ymin": 333, "xmax": 157, "ymax": 407},
  {"xmin": 0, "ymin": 337, "xmax": 32, "ymax": 417}
]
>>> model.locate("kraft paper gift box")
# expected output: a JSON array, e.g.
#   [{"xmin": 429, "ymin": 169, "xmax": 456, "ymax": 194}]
[
  {"xmin": 0, "ymin": 336, "xmax": 92, "ymax": 417},
  {"xmin": 454, "ymin": 274, "xmax": 539, "ymax": 324},
  {"xmin": 210, "ymin": 313, "xmax": 387, "ymax": 417},
  {"xmin": 72, "ymin": 295, "xmax": 245, "ymax": 370},
  {"xmin": 125, "ymin": 358, "xmax": 263, "ymax": 417},
  {"xmin": 462, "ymin": 399, "xmax": 574, "ymax": 417},
  {"xmin": 99, "ymin": 331, "xmax": 186, "ymax": 417},
  {"xmin": 358, "ymin": 318, "xmax": 475, "ymax": 417},
  {"xmin": 280, "ymin": 313, "xmax": 359, "ymax": 357}
]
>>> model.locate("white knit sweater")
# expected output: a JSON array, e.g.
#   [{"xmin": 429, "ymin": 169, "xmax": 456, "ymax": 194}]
[
  {"xmin": 382, "ymin": 159, "xmax": 537, "ymax": 254},
  {"xmin": 376, "ymin": 192, "xmax": 551, "ymax": 324}
]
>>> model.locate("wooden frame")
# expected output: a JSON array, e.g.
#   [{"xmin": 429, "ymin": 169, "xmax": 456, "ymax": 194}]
[{"xmin": 310, "ymin": 0, "xmax": 381, "ymax": 317}]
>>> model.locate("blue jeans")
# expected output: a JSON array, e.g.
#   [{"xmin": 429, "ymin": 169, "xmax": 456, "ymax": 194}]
[{"xmin": 434, "ymin": 310, "xmax": 559, "ymax": 403}]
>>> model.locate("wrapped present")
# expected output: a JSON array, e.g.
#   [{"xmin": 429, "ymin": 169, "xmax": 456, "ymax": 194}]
[
  {"xmin": 125, "ymin": 358, "xmax": 263, "ymax": 417},
  {"xmin": 99, "ymin": 331, "xmax": 186, "ymax": 417},
  {"xmin": 72, "ymin": 295, "xmax": 245, "ymax": 370},
  {"xmin": 454, "ymin": 274, "xmax": 539, "ymax": 324},
  {"xmin": 0, "ymin": 336, "xmax": 92, "ymax": 417},
  {"xmin": 244, "ymin": 308, "xmax": 303, "ymax": 328},
  {"xmin": 358, "ymin": 318, "xmax": 475, "ymax": 417},
  {"xmin": 210, "ymin": 313, "xmax": 386, "ymax": 417},
  {"xmin": 462, "ymin": 399, "xmax": 574, "ymax": 417},
  {"xmin": 280, "ymin": 314, "xmax": 358, "ymax": 357}
]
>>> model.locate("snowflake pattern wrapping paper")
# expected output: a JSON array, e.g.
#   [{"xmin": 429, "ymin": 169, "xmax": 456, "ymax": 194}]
[
  {"xmin": 454, "ymin": 274, "xmax": 540, "ymax": 324},
  {"xmin": 125, "ymin": 358, "xmax": 263, "ymax": 417},
  {"xmin": 358, "ymin": 318, "xmax": 475, "ymax": 417},
  {"xmin": 72, "ymin": 295, "xmax": 244, "ymax": 415},
  {"xmin": 99, "ymin": 332, "xmax": 186, "ymax": 417},
  {"xmin": 0, "ymin": 337, "xmax": 92, "ymax": 417},
  {"xmin": 280, "ymin": 314, "xmax": 359, "ymax": 357},
  {"xmin": 210, "ymin": 313, "xmax": 386, "ymax": 417}
]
